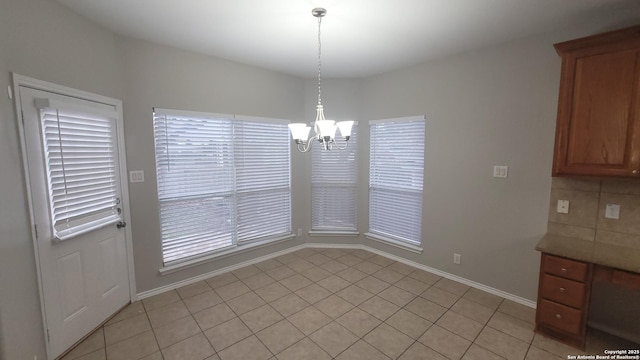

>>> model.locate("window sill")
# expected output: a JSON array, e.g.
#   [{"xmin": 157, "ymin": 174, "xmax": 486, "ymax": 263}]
[
  {"xmin": 308, "ymin": 230, "xmax": 359, "ymax": 237},
  {"xmin": 159, "ymin": 234, "xmax": 295, "ymax": 275},
  {"xmin": 364, "ymin": 233, "xmax": 423, "ymax": 254}
]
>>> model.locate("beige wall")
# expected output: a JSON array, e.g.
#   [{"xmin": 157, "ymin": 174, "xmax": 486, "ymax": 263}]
[
  {"xmin": 340, "ymin": 34, "xmax": 559, "ymax": 300},
  {"xmin": 304, "ymin": 5, "xmax": 640, "ymax": 301},
  {"xmin": 116, "ymin": 36, "xmax": 307, "ymax": 293}
]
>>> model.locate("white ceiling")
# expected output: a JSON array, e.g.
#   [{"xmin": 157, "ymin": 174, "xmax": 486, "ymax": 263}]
[{"xmin": 57, "ymin": 0, "xmax": 635, "ymax": 78}]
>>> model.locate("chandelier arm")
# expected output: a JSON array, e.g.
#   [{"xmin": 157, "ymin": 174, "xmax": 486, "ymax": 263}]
[
  {"xmin": 332, "ymin": 138, "xmax": 349, "ymax": 150},
  {"xmin": 297, "ymin": 142, "xmax": 313, "ymax": 152}
]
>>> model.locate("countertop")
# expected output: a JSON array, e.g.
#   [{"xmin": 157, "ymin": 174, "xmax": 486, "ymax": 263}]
[{"xmin": 536, "ymin": 234, "xmax": 640, "ymax": 273}]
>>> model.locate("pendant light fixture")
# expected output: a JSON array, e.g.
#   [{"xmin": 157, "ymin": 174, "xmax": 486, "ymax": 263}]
[{"xmin": 288, "ymin": 8, "xmax": 354, "ymax": 152}]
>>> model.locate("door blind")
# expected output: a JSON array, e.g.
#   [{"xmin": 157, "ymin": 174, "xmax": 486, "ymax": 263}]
[
  {"xmin": 311, "ymin": 125, "xmax": 358, "ymax": 231},
  {"xmin": 369, "ymin": 116, "xmax": 425, "ymax": 245},
  {"xmin": 38, "ymin": 100, "xmax": 120, "ymax": 240}
]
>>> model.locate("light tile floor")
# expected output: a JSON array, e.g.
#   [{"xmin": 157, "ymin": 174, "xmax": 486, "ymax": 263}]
[{"xmin": 60, "ymin": 248, "xmax": 639, "ymax": 360}]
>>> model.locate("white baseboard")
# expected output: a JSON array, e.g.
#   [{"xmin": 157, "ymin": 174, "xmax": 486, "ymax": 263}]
[
  {"xmin": 307, "ymin": 242, "xmax": 536, "ymax": 308},
  {"xmin": 137, "ymin": 244, "xmax": 306, "ymax": 300},
  {"xmin": 137, "ymin": 242, "xmax": 537, "ymax": 309},
  {"xmin": 305, "ymin": 242, "xmax": 361, "ymax": 249},
  {"xmin": 359, "ymin": 245, "xmax": 536, "ymax": 308}
]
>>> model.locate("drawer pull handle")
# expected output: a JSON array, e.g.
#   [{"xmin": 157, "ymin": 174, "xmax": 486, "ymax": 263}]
[
  {"xmin": 561, "ymin": 268, "xmax": 568, "ymax": 273},
  {"xmin": 559, "ymin": 287, "xmax": 566, "ymax": 293},
  {"xmin": 556, "ymin": 314, "xmax": 562, "ymax": 319}
]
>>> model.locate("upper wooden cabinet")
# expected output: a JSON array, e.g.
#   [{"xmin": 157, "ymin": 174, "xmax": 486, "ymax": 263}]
[{"xmin": 552, "ymin": 26, "xmax": 640, "ymax": 177}]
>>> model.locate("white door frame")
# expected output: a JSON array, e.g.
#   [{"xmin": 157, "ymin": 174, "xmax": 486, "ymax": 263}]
[{"xmin": 12, "ymin": 73, "xmax": 137, "ymax": 358}]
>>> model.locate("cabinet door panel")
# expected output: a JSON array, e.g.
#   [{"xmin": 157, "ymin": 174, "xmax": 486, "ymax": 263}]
[
  {"xmin": 567, "ymin": 50, "xmax": 637, "ymax": 167},
  {"xmin": 553, "ymin": 25, "xmax": 640, "ymax": 178}
]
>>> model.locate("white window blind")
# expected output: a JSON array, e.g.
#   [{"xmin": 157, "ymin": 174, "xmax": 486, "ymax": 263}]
[
  {"xmin": 154, "ymin": 112, "xmax": 235, "ymax": 263},
  {"xmin": 37, "ymin": 99, "xmax": 121, "ymax": 240},
  {"xmin": 369, "ymin": 116, "xmax": 425, "ymax": 245},
  {"xmin": 311, "ymin": 125, "xmax": 358, "ymax": 231},
  {"xmin": 153, "ymin": 109, "xmax": 291, "ymax": 264},
  {"xmin": 234, "ymin": 118, "xmax": 291, "ymax": 244}
]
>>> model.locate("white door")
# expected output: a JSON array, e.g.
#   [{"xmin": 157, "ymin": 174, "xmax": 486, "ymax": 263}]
[{"xmin": 19, "ymin": 85, "xmax": 131, "ymax": 359}]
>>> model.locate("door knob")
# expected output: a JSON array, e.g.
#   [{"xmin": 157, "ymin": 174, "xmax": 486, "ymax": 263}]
[{"xmin": 116, "ymin": 221, "xmax": 127, "ymax": 229}]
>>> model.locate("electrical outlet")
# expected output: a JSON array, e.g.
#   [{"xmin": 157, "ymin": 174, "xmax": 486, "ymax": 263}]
[
  {"xmin": 557, "ymin": 200, "xmax": 569, "ymax": 214},
  {"xmin": 492, "ymin": 165, "xmax": 508, "ymax": 178},
  {"xmin": 297, "ymin": 228, "xmax": 302, "ymax": 237},
  {"xmin": 453, "ymin": 253, "xmax": 461, "ymax": 264},
  {"xmin": 129, "ymin": 170, "xmax": 145, "ymax": 183},
  {"xmin": 605, "ymin": 204, "xmax": 620, "ymax": 219}
]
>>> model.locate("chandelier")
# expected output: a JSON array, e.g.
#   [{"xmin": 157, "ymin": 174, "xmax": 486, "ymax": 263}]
[{"xmin": 288, "ymin": 8, "xmax": 354, "ymax": 152}]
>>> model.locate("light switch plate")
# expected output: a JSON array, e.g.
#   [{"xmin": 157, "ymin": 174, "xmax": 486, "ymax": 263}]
[
  {"xmin": 129, "ymin": 170, "xmax": 145, "ymax": 183},
  {"xmin": 605, "ymin": 204, "xmax": 620, "ymax": 219},
  {"xmin": 493, "ymin": 165, "xmax": 508, "ymax": 178},
  {"xmin": 557, "ymin": 200, "xmax": 569, "ymax": 214}
]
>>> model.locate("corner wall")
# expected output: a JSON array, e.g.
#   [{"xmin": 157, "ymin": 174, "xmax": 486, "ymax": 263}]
[
  {"xmin": 355, "ymin": 8, "xmax": 640, "ymax": 300},
  {"xmin": 0, "ymin": 0, "xmax": 124, "ymax": 358},
  {"xmin": 359, "ymin": 34, "xmax": 558, "ymax": 301},
  {"xmin": 295, "ymin": 78, "xmax": 364, "ymax": 245},
  {"xmin": 115, "ymin": 37, "xmax": 307, "ymax": 293}
]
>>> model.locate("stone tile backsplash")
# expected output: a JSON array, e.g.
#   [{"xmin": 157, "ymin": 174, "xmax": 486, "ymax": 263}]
[
  {"xmin": 547, "ymin": 178, "xmax": 640, "ymax": 250},
  {"xmin": 548, "ymin": 188, "xmax": 599, "ymax": 227}
]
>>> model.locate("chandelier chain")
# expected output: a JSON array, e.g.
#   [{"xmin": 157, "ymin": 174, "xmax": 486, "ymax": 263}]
[{"xmin": 317, "ymin": 15, "xmax": 322, "ymax": 106}]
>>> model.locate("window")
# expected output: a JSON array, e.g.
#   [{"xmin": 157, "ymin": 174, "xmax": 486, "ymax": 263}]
[
  {"xmin": 311, "ymin": 125, "xmax": 358, "ymax": 232},
  {"xmin": 37, "ymin": 98, "xmax": 121, "ymax": 240},
  {"xmin": 153, "ymin": 108, "xmax": 291, "ymax": 265},
  {"xmin": 367, "ymin": 116, "xmax": 425, "ymax": 248}
]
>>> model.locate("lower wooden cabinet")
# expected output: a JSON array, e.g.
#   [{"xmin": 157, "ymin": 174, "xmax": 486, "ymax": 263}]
[
  {"xmin": 535, "ymin": 253, "xmax": 593, "ymax": 348},
  {"xmin": 538, "ymin": 299, "xmax": 583, "ymax": 335},
  {"xmin": 540, "ymin": 274, "xmax": 585, "ymax": 308}
]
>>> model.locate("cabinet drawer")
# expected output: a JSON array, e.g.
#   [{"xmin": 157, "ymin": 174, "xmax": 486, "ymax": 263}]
[
  {"xmin": 538, "ymin": 299, "xmax": 583, "ymax": 335},
  {"xmin": 541, "ymin": 274, "xmax": 585, "ymax": 308},
  {"xmin": 543, "ymin": 255, "xmax": 587, "ymax": 282}
]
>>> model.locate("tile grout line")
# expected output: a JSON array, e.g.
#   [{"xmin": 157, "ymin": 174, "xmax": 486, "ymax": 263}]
[
  {"xmin": 144, "ymin": 307, "xmax": 162, "ymax": 360},
  {"xmin": 68, "ymin": 248, "xmax": 553, "ymax": 360},
  {"xmin": 460, "ymin": 297, "xmax": 508, "ymax": 360},
  {"xmin": 327, "ymin": 266, "xmax": 440, "ymax": 359},
  {"xmin": 260, "ymin": 250, "xmax": 339, "ymax": 359},
  {"xmin": 214, "ymin": 274, "xmax": 272, "ymax": 359},
  {"xmin": 208, "ymin": 251, "xmax": 310, "ymax": 359}
]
